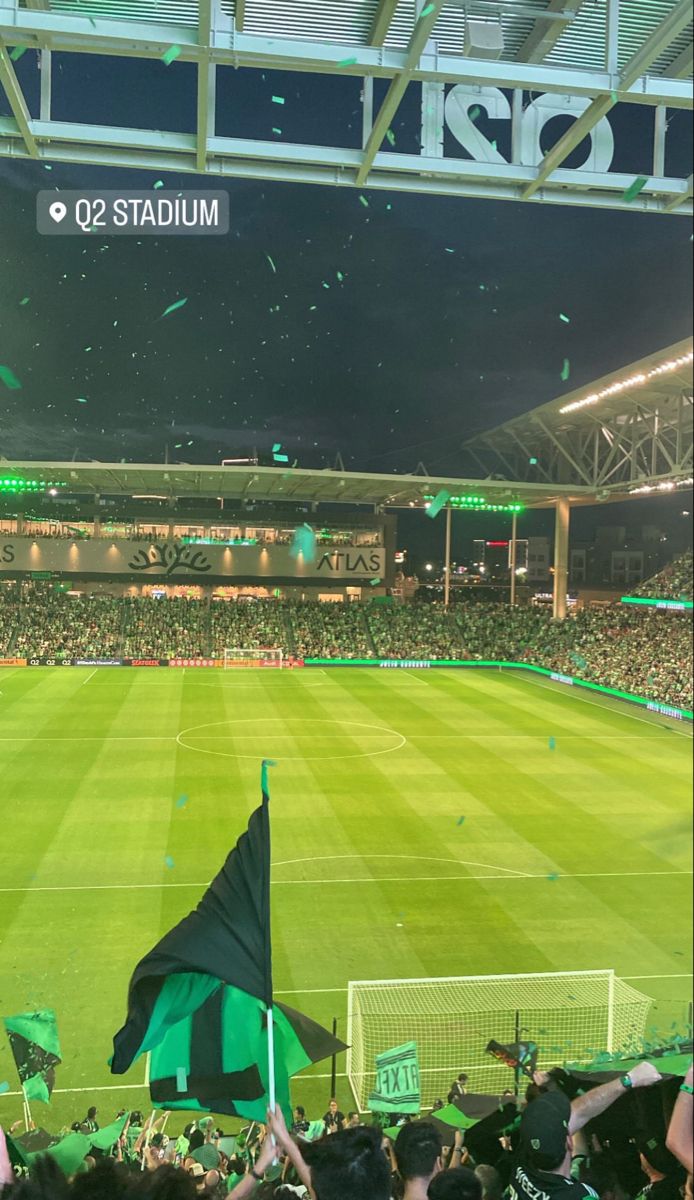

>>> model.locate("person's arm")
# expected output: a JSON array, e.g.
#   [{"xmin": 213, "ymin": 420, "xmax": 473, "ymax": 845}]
[
  {"xmin": 665, "ymin": 1064, "xmax": 693, "ymax": 1174},
  {"xmin": 449, "ymin": 1129, "xmax": 465, "ymax": 1169},
  {"xmin": 266, "ymin": 1108, "xmax": 312, "ymax": 1191},
  {"xmin": 227, "ymin": 1131, "xmax": 278, "ymax": 1199},
  {"xmin": 0, "ymin": 1127, "xmax": 14, "ymax": 1190},
  {"xmin": 569, "ymin": 1062, "xmax": 662, "ymax": 1133}
]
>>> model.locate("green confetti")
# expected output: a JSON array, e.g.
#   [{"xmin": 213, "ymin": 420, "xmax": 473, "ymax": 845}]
[
  {"xmin": 445, "ymin": 248, "xmax": 455, "ymax": 253},
  {"xmin": 0, "ymin": 1082, "xmax": 9, "ymax": 1094},
  {"xmin": 610, "ymin": 91, "xmax": 619, "ymax": 103},
  {"xmin": 322, "ymin": 281, "xmax": 330, "ymax": 289},
  {"xmin": 84, "ymin": 346, "xmax": 92, "ymax": 352},
  {"xmin": 420, "ymin": 3, "xmax": 437, "ymax": 16},
  {"xmin": 559, "ymin": 313, "xmax": 570, "ymax": 323},
  {"xmin": 386, "ymin": 129, "xmax": 396, "ymax": 146},
  {"xmin": 76, "ymin": 398, "xmax": 88, "ymax": 404},
  {"xmin": 359, "ymin": 195, "xmax": 369, "ymax": 207},
  {"xmin": 561, "ymin": 358, "xmax": 571, "ymax": 382},
  {"xmin": 469, "ymin": 106, "xmax": 481, "ymax": 122},
  {"xmin": 10, "ymin": 45, "xmax": 28, "ymax": 61},
  {"xmin": 623, "ymin": 176, "xmax": 649, "ymax": 203},
  {"xmin": 153, "ymin": 180, "xmax": 165, "ymax": 189},
  {"xmin": 266, "ymin": 254, "xmax": 277, "ymax": 273},
  {"xmin": 272, "ymin": 96, "xmax": 285, "ymax": 105},
  {"xmin": 161, "ymin": 45, "xmax": 182, "ymax": 66},
  {"xmin": 427, "ymin": 489, "xmax": 450, "ymax": 519},
  {"xmin": 272, "ymin": 127, "xmax": 282, "ymax": 136},
  {"xmin": 337, "ymin": 56, "xmax": 359, "ymax": 67},
  {"xmin": 161, "ymin": 297, "xmax": 188, "ymax": 318},
  {"xmin": 456, "ymin": 816, "xmax": 465, "ymax": 826},
  {"xmin": 44, "ymin": 164, "xmax": 52, "ymax": 170},
  {"xmin": 0, "ymin": 365, "xmax": 22, "ymax": 390},
  {"xmin": 547, "ymin": 872, "xmax": 560, "ymax": 881},
  {"xmin": 369, "ymin": 577, "xmax": 381, "ymax": 587},
  {"xmin": 19, "ymin": 297, "xmax": 30, "ymax": 306},
  {"xmin": 337, "ymin": 271, "xmax": 344, "ymax": 281},
  {"xmin": 164, "ymin": 855, "xmax": 175, "ymax": 869}
]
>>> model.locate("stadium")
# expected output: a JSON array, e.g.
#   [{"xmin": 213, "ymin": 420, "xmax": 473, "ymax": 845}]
[{"xmin": 0, "ymin": 1, "xmax": 693, "ymax": 1198}]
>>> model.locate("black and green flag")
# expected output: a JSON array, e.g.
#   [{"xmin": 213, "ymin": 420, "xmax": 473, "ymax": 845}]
[
  {"xmin": 3, "ymin": 1010, "xmax": 61, "ymax": 1104},
  {"xmin": 111, "ymin": 763, "xmax": 346, "ymax": 1120}
]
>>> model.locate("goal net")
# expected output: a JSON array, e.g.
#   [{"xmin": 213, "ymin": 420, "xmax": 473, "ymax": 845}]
[
  {"xmin": 347, "ymin": 970, "xmax": 651, "ymax": 1111},
  {"xmin": 223, "ymin": 647, "xmax": 284, "ymax": 669}
]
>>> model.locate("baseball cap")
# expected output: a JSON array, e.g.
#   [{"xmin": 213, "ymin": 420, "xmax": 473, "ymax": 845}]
[
  {"xmin": 520, "ymin": 1091, "xmax": 571, "ymax": 1166},
  {"xmin": 638, "ymin": 1136, "xmax": 681, "ymax": 1176}
]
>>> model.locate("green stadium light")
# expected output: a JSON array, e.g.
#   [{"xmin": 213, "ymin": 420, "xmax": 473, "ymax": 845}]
[
  {"xmin": 0, "ymin": 478, "xmax": 65, "ymax": 494},
  {"xmin": 423, "ymin": 494, "xmax": 524, "ymax": 513}
]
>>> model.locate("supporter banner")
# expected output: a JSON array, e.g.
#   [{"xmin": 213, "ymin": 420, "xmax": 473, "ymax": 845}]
[
  {"xmin": 0, "ymin": 537, "xmax": 385, "ymax": 581},
  {"xmin": 368, "ymin": 1041, "xmax": 421, "ymax": 1115},
  {"xmin": 0, "ymin": 657, "xmax": 26, "ymax": 667}
]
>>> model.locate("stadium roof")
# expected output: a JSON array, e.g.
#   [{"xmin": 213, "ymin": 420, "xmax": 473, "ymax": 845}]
[
  {"xmin": 0, "ymin": 460, "xmax": 596, "ymax": 509},
  {"xmin": 462, "ymin": 337, "xmax": 694, "ymax": 495},
  {"xmin": 1, "ymin": 0, "xmax": 692, "ymax": 214}
]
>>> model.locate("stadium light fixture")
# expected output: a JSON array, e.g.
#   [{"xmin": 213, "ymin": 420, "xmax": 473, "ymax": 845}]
[
  {"xmin": 559, "ymin": 349, "xmax": 693, "ymax": 415},
  {"xmin": 423, "ymin": 494, "xmax": 524, "ymax": 513},
  {"xmin": 0, "ymin": 477, "xmax": 65, "ymax": 494}
]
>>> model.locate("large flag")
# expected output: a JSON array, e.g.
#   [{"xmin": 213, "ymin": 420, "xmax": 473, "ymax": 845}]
[
  {"xmin": 3, "ymin": 1010, "xmax": 61, "ymax": 1104},
  {"xmin": 111, "ymin": 763, "xmax": 346, "ymax": 1119},
  {"xmin": 485, "ymin": 1038, "xmax": 538, "ymax": 1079},
  {"xmin": 368, "ymin": 1041, "xmax": 421, "ymax": 1115}
]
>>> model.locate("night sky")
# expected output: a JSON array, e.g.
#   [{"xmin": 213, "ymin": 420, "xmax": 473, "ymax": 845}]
[{"xmin": 1, "ymin": 49, "xmax": 692, "ymax": 556}]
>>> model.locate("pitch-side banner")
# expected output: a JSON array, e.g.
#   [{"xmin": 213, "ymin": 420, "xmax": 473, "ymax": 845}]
[{"xmin": 0, "ymin": 537, "xmax": 385, "ymax": 581}]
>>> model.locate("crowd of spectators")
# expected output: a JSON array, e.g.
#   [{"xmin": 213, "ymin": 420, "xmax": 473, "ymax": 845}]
[
  {"xmin": 1, "ymin": 1062, "xmax": 692, "ymax": 1200},
  {"xmin": 0, "ymin": 590, "xmax": 691, "ymax": 707},
  {"xmin": 635, "ymin": 551, "xmax": 693, "ymax": 601},
  {"xmin": 288, "ymin": 601, "xmax": 372, "ymax": 660},
  {"xmin": 210, "ymin": 600, "xmax": 291, "ymax": 656},
  {"xmin": 122, "ymin": 598, "xmax": 210, "ymax": 660},
  {"xmin": 11, "ymin": 590, "xmax": 122, "ymax": 661},
  {"xmin": 366, "ymin": 604, "xmax": 464, "ymax": 659}
]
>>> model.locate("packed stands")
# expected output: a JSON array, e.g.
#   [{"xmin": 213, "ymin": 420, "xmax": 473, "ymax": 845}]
[
  {"xmin": 0, "ymin": 592, "xmax": 691, "ymax": 709},
  {"xmin": 0, "ymin": 1059, "xmax": 691, "ymax": 1196},
  {"xmin": 210, "ymin": 599, "xmax": 290, "ymax": 655},
  {"xmin": 635, "ymin": 550, "xmax": 693, "ymax": 600},
  {"xmin": 288, "ymin": 600, "xmax": 372, "ymax": 660},
  {"xmin": 122, "ymin": 598, "xmax": 209, "ymax": 660}
]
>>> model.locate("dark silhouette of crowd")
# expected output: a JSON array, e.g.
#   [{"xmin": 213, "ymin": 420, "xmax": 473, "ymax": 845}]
[{"xmin": 1, "ymin": 1063, "xmax": 691, "ymax": 1199}]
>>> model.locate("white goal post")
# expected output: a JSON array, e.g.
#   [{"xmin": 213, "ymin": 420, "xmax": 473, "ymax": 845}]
[
  {"xmin": 347, "ymin": 970, "xmax": 652, "ymax": 1111},
  {"xmin": 223, "ymin": 647, "xmax": 284, "ymax": 668}
]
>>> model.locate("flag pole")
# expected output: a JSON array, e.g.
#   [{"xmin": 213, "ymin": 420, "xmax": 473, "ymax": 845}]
[
  {"xmin": 262, "ymin": 760, "xmax": 277, "ymax": 1131},
  {"xmin": 21, "ymin": 1085, "xmax": 32, "ymax": 1132}
]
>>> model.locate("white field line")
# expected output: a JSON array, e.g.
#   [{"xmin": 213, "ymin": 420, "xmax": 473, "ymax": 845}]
[
  {"xmin": 0, "ymin": 869, "xmax": 690, "ymax": 895},
  {"xmin": 510, "ymin": 672, "xmax": 693, "ymax": 737},
  {"xmin": 79, "ymin": 668, "xmax": 98, "ymax": 686}
]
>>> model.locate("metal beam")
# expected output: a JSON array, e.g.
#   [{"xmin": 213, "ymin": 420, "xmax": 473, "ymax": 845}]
[
  {"xmin": 235, "ymin": 0, "xmax": 245, "ymax": 33},
  {"xmin": 663, "ymin": 41, "xmax": 693, "ymax": 79},
  {"xmin": 0, "ymin": 10, "xmax": 690, "ymax": 108},
  {"xmin": 515, "ymin": 0, "xmax": 578, "ymax": 64},
  {"xmin": 370, "ymin": 0, "xmax": 400, "ymax": 47},
  {"xmin": 664, "ymin": 173, "xmax": 694, "ymax": 211},
  {"xmin": 356, "ymin": 0, "xmax": 441, "ymax": 186},
  {"xmin": 0, "ymin": 43, "xmax": 39, "ymax": 158},
  {"xmin": 197, "ymin": 0, "xmax": 214, "ymax": 172},
  {"xmin": 522, "ymin": 0, "xmax": 693, "ymax": 199}
]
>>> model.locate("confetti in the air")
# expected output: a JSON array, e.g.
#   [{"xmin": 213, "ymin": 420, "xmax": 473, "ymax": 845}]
[
  {"xmin": 0, "ymin": 1082, "xmax": 9, "ymax": 1095},
  {"xmin": 76, "ymin": 398, "xmax": 88, "ymax": 404},
  {"xmin": 337, "ymin": 56, "xmax": 359, "ymax": 67},
  {"xmin": 610, "ymin": 90, "xmax": 619, "ymax": 103},
  {"xmin": 549, "ymin": 736, "xmax": 556, "ymax": 750},
  {"xmin": 427, "ymin": 489, "xmax": 450, "ymax": 519},
  {"xmin": 623, "ymin": 176, "xmax": 649, "ymax": 203},
  {"xmin": 175, "ymin": 795, "xmax": 188, "ymax": 809},
  {"xmin": 369, "ymin": 577, "xmax": 381, "ymax": 586},
  {"xmin": 420, "ymin": 2, "xmax": 437, "ymax": 16},
  {"xmin": 559, "ymin": 313, "xmax": 570, "ymax": 323},
  {"xmin": 161, "ymin": 297, "xmax": 188, "ymax": 318},
  {"xmin": 272, "ymin": 96, "xmax": 285, "ymax": 105},
  {"xmin": 10, "ymin": 46, "xmax": 28, "ymax": 61},
  {"xmin": 561, "ymin": 358, "xmax": 571, "ymax": 382},
  {"xmin": 547, "ymin": 872, "xmax": 560, "ymax": 881},
  {"xmin": 0, "ymin": 365, "xmax": 22, "ymax": 390},
  {"xmin": 386, "ymin": 129, "xmax": 396, "ymax": 146},
  {"xmin": 153, "ymin": 180, "xmax": 165, "ymax": 190},
  {"xmin": 164, "ymin": 855, "xmax": 175, "ymax": 869},
  {"xmin": 272, "ymin": 127, "xmax": 282, "ymax": 136},
  {"xmin": 469, "ymin": 106, "xmax": 481, "ymax": 122},
  {"xmin": 19, "ymin": 297, "xmax": 30, "ymax": 306},
  {"xmin": 456, "ymin": 816, "xmax": 465, "ymax": 826},
  {"xmin": 161, "ymin": 45, "xmax": 182, "ymax": 66},
  {"xmin": 359, "ymin": 195, "xmax": 369, "ymax": 207},
  {"xmin": 266, "ymin": 254, "xmax": 277, "ymax": 273}
]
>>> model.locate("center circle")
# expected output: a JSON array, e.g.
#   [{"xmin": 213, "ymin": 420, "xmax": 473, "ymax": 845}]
[{"xmin": 176, "ymin": 718, "xmax": 406, "ymax": 761}]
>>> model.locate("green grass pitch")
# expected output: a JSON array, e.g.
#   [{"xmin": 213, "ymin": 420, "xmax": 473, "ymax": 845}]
[{"xmin": 0, "ymin": 665, "xmax": 691, "ymax": 1131}]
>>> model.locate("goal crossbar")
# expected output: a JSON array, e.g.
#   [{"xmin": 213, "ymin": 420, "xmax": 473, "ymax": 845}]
[{"xmin": 223, "ymin": 647, "xmax": 283, "ymax": 668}]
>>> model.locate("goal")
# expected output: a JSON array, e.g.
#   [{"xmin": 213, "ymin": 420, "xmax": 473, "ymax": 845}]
[
  {"xmin": 347, "ymin": 970, "xmax": 651, "ymax": 1111},
  {"xmin": 223, "ymin": 647, "xmax": 284, "ymax": 669}
]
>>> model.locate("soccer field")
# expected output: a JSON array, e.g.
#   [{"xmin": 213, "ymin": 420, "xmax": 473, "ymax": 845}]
[{"xmin": 0, "ymin": 665, "xmax": 691, "ymax": 1130}]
